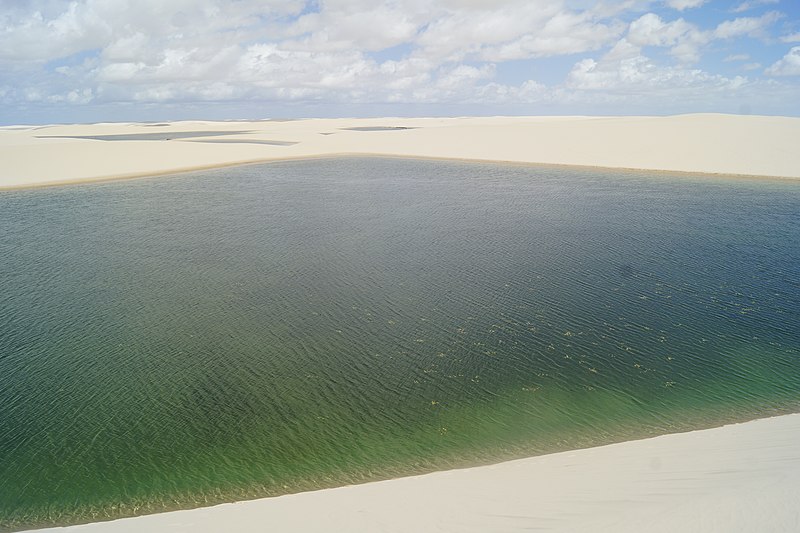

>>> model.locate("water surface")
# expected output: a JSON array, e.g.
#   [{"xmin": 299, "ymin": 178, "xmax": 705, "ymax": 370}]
[{"xmin": 1, "ymin": 158, "xmax": 799, "ymax": 530}]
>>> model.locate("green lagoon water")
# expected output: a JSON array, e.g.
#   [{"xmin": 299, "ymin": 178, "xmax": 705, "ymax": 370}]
[{"xmin": 1, "ymin": 158, "xmax": 799, "ymax": 530}]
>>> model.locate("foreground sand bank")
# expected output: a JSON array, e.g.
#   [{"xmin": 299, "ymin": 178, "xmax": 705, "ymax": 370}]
[
  {"xmin": 30, "ymin": 413, "xmax": 800, "ymax": 533},
  {"xmin": 2, "ymin": 114, "xmax": 800, "ymax": 189}
]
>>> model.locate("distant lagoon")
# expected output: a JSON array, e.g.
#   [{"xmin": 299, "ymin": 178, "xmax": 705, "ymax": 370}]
[{"xmin": 1, "ymin": 157, "xmax": 799, "ymax": 530}]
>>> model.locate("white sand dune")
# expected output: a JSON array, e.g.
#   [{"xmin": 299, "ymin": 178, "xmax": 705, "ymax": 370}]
[
  {"xmin": 2, "ymin": 114, "xmax": 800, "ymax": 189},
  {"xmin": 32, "ymin": 414, "xmax": 800, "ymax": 533}
]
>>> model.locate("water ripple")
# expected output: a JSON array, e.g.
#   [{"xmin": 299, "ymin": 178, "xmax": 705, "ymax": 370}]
[{"xmin": 1, "ymin": 158, "xmax": 799, "ymax": 530}]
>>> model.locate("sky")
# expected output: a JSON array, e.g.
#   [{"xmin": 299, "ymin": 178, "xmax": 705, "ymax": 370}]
[{"xmin": 1, "ymin": 0, "xmax": 799, "ymax": 124}]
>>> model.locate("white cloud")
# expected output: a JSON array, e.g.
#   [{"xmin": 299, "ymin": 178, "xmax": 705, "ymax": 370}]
[
  {"xmin": 414, "ymin": 1, "xmax": 562, "ymax": 62},
  {"xmin": 102, "ymin": 33, "xmax": 151, "ymax": 62},
  {"xmin": 732, "ymin": 0, "xmax": 779, "ymax": 14},
  {"xmin": 781, "ymin": 33, "xmax": 800, "ymax": 43},
  {"xmin": 409, "ymin": 64, "xmax": 497, "ymax": 102},
  {"xmin": 284, "ymin": 1, "xmax": 429, "ymax": 53},
  {"xmin": 665, "ymin": 0, "xmax": 707, "ymax": 11},
  {"xmin": 713, "ymin": 11, "xmax": 782, "ymax": 40},
  {"xmin": 96, "ymin": 62, "xmax": 145, "ymax": 83},
  {"xmin": 65, "ymin": 88, "xmax": 94, "ymax": 104},
  {"xmin": 622, "ymin": 11, "xmax": 781, "ymax": 65},
  {"xmin": 1, "ymin": 0, "xmax": 640, "ymax": 107},
  {"xmin": 476, "ymin": 79, "xmax": 547, "ymax": 104},
  {"xmin": 564, "ymin": 35, "xmax": 753, "ymax": 100},
  {"xmin": 628, "ymin": 13, "xmax": 696, "ymax": 47},
  {"xmin": 765, "ymin": 47, "xmax": 800, "ymax": 76},
  {"xmin": 0, "ymin": 0, "xmax": 304, "ymax": 62},
  {"xmin": 0, "ymin": 0, "xmax": 799, "ymax": 118},
  {"xmin": 478, "ymin": 11, "xmax": 624, "ymax": 61},
  {"xmin": 236, "ymin": 44, "xmax": 373, "ymax": 91},
  {"xmin": 0, "ymin": 2, "xmax": 110, "ymax": 62},
  {"xmin": 627, "ymin": 13, "xmax": 709, "ymax": 63},
  {"xmin": 742, "ymin": 62, "xmax": 761, "ymax": 71}
]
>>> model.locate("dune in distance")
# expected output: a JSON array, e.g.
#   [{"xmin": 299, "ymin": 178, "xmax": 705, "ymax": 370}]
[{"xmin": 2, "ymin": 113, "xmax": 800, "ymax": 189}]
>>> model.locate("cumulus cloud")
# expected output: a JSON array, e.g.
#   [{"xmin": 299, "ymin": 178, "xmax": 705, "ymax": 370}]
[
  {"xmin": 478, "ymin": 11, "xmax": 624, "ymax": 61},
  {"xmin": 0, "ymin": 0, "xmax": 798, "ymax": 118},
  {"xmin": 665, "ymin": 0, "xmax": 707, "ymax": 11},
  {"xmin": 284, "ymin": 1, "xmax": 428, "ymax": 53},
  {"xmin": 0, "ymin": 0, "xmax": 303, "ymax": 63},
  {"xmin": 2, "ymin": 0, "xmax": 636, "ymax": 107},
  {"xmin": 626, "ymin": 13, "xmax": 708, "ymax": 63},
  {"xmin": 622, "ymin": 11, "xmax": 781, "ymax": 64},
  {"xmin": 565, "ymin": 46, "xmax": 746, "ymax": 95},
  {"xmin": 765, "ymin": 47, "xmax": 800, "ymax": 76},
  {"xmin": 628, "ymin": 14, "xmax": 696, "ymax": 47},
  {"xmin": 558, "ymin": 23, "xmax": 792, "ymax": 110},
  {"xmin": 414, "ymin": 1, "xmax": 564, "ymax": 62},
  {"xmin": 713, "ymin": 11, "xmax": 782, "ymax": 39}
]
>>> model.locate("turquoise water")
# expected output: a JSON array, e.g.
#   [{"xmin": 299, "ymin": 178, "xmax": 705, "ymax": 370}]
[{"xmin": 1, "ymin": 158, "xmax": 799, "ymax": 530}]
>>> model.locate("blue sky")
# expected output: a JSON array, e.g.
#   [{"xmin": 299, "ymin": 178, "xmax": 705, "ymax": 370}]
[{"xmin": 1, "ymin": 0, "xmax": 799, "ymax": 124}]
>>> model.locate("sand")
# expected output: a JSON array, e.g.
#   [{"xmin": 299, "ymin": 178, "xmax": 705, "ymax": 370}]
[
  {"xmin": 30, "ymin": 414, "xmax": 800, "ymax": 533},
  {"xmin": 6, "ymin": 114, "xmax": 800, "ymax": 531},
  {"xmin": 2, "ymin": 114, "xmax": 800, "ymax": 189}
]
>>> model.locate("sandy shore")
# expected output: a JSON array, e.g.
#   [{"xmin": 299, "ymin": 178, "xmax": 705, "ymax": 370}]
[
  {"xmin": 29, "ymin": 414, "xmax": 800, "ymax": 533},
  {"xmin": 2, "ymin": 114, "xmax": 800, "ymax": 189}
]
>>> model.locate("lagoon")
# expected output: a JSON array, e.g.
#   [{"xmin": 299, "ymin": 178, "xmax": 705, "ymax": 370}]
[{"xmin": 1, "ymin": 158, "xmax": 799, "ymax": 530}]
